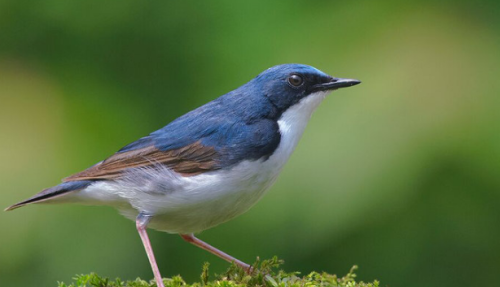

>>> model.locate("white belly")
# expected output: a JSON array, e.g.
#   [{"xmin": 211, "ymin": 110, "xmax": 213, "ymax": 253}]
[{"xmin": 74, "ymin": 91, "xmax": 328, "ymax": 234}]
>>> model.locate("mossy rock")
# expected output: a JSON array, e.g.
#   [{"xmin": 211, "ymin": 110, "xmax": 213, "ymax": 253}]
[{"xmin": 57, "ymin": 257, "xmax": 379, "ymax": 287}]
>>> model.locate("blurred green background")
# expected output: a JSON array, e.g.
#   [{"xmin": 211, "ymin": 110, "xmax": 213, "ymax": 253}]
[{"xmin": 1, "ymin": 1, "xmax": 499, "ymax": 286}]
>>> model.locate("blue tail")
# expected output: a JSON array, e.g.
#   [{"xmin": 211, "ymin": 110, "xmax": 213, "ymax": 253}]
[{"xmin": 5, "ymin": 180, "xmax": 93, "ymax": 211}]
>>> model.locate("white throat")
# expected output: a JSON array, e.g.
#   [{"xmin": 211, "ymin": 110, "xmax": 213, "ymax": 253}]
[{"xmin": 272, "ymin": 91, "xmax": 329, "ymax": 165}]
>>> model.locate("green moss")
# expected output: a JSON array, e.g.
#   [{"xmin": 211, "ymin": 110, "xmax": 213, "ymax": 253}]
[{"xmin": 57, "ymin": 257, "xmax": 379, "ymax": 287}]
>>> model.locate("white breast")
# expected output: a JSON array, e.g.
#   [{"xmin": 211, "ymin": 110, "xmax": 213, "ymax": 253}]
[
  {"xmin": 75, "ymin": 91, "xmax": 330, "ymax": 234},
  {"xmin": 272, "ymin": 91, "xmax": 328, "ymax": 167}
]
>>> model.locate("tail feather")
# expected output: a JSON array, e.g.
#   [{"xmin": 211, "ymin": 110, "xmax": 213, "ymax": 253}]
[{"xmin": 5, "ymin": 180, "xmax": 93, "ymax": 211}]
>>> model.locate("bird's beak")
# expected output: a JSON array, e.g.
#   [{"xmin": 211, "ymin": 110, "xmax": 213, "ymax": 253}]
[{"xmin": 312, "ymin": 78, "xmax": 361, "ymax": 92}]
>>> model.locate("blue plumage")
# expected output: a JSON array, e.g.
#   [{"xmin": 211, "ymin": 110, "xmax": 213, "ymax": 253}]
[
  {"xmin": 7, "ymin": 63, "xmax": 357, "ymax": 210},
  {"xmin": 119, "ymin": 64, "xmax": 332, "ymax": 168},
  {"xmin": 5, "ymin": 63, "xmax": 361, "ymax": 287},
  {"xmin": 6, "ymin": 180, "xmax": 93, "ymax": 209}
]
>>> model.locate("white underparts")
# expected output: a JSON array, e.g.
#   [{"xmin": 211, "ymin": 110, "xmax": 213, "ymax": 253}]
[{"xmin": 69, "ymin": 91, "xmax": 330, "ymax": 234}]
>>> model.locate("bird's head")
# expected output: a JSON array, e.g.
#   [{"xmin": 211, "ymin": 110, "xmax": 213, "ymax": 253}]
[{"xmin": 249, "ymin": 64, "xmax": 360, "ymax": 115}]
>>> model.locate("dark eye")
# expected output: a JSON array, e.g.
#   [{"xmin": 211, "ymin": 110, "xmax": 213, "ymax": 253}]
[{"xmin": 288, "ymin": 74, "xmax": 303, "ymax": 87}]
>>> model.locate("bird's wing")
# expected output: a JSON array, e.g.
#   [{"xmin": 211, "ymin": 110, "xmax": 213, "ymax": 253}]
[
  {"xmin": 63, "ymin": 140, "xmax": 219, "ymax": 181},
  {"xmin": 64, "ymin": 93, "xmax": 281, "ymax": 182}
]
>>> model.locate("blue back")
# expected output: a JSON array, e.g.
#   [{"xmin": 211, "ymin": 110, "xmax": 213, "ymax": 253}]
[{"xmin": 119, "ymin": 64, "xmax": 332, "ymax": 168}]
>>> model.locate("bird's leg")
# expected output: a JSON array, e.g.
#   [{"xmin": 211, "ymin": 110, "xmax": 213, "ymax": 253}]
[
  {"xmin": 180, "ymin": 234, "xmax": 252, "ymax": 273},
  {"xmin": 136, "ymin": 213, "xmax": 165, "ymax": 287}
]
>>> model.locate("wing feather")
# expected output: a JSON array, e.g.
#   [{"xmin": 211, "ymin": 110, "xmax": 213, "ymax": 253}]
[{"xmin": 63, "ymin": 141, "xmax": 218, "ymax": 182}]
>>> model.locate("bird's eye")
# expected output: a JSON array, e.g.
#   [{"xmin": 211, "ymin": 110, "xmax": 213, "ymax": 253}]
[{"xmin": 288, "ymin": 74, "xmax": 304, "ymax": 87}]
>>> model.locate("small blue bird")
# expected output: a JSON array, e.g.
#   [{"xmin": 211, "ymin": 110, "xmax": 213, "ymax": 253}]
[{"xmin": 6, "ymin": 64, "xmax": 360, "ymax": 287}]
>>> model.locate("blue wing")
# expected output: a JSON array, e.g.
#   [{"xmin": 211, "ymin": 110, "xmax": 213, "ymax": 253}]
[{"xmin": 65, "ymin": 91, "xmax": 281, "ymax": 181}]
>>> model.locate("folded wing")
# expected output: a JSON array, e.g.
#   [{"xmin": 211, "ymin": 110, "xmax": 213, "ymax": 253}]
[{"xmin": 64, "ymin": 141, "xmax": 219, "ymax": 182}]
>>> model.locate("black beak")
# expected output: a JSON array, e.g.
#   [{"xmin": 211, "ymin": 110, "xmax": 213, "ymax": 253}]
[{"xmin": 312, "ymin": 77, "xmax": 361, "ymax": 92}]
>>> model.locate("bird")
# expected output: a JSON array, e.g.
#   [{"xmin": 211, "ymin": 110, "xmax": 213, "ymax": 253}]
[{"xmin": 5, "ymin": 64, "xmax": 360, "ymax": 287}]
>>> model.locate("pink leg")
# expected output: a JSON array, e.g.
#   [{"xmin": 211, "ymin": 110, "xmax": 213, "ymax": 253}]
[
  {"xmin": 136, "ymin": 214, "xmax": 165, "ymax": 287},
  {"xmin": 180, "ymin": 234, "xmax": 252, "ymax": 273}
]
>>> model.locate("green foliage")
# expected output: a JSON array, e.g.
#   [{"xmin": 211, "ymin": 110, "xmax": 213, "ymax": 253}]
[
  {"xmin": 3, "ymin": 2, "xmax": 500, "ymax": 287},
  {"xmin": 57, "ymin": 258, "xmax": 378, "ymax": 287}
]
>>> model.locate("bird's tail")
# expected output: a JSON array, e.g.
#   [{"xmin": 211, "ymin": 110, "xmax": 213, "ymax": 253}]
[{"xmin": 4, "ymin": 180, "xmax": 93, "ymax": 211}]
